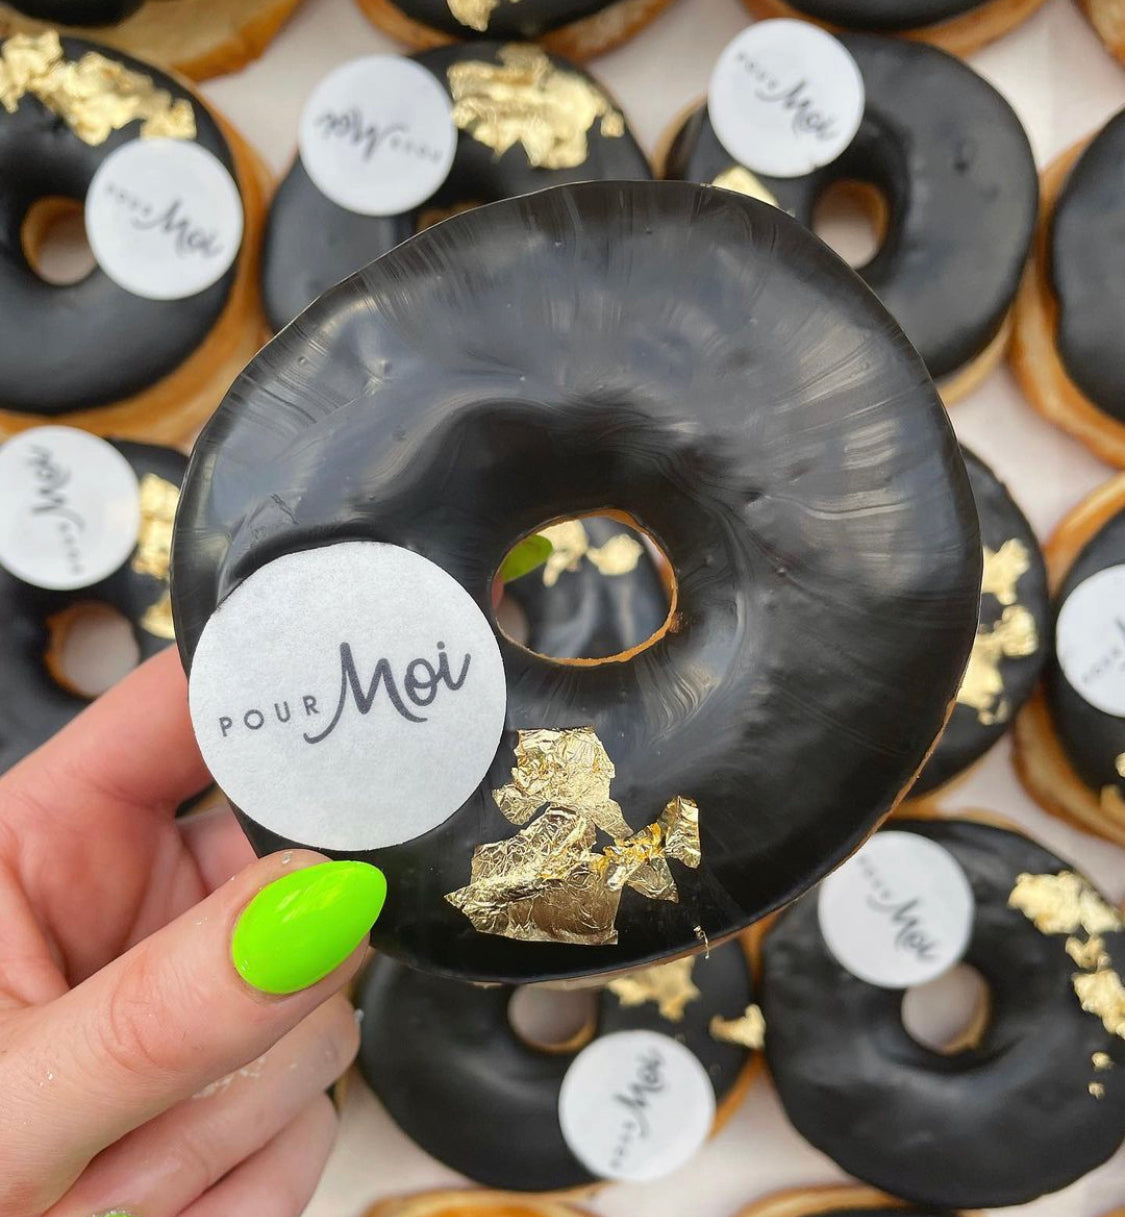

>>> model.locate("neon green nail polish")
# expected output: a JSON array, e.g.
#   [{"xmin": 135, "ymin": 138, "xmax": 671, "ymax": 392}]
[{"xmin": 232, "ymin": 861, "xmax": 386, "ymax": 995}]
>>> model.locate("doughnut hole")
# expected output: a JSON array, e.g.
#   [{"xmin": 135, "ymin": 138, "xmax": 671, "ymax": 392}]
[
  {"xmin": 21, "ymin": 197, "xmax": 98, "ymax": 286},
  {"xmin": 508, "ymin": 985, "xmax": 599, "ymax": 1054},
  {"xmin": 45, "ymin": 603, "xmax": 140, "ymax": 698},
  {"xmin": 495, "ymin": 513, "xmax": 676, "ymax": 664},
  {"xmin": 812, "ymin": 179, "xmax": 888, "ymax": 270},
  {"xmin": 901, "ymin": 963, "xmax": 991, "ymax": 1055}
]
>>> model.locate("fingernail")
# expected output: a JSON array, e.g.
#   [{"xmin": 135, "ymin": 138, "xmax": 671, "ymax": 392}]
[{"xmin": 232, "ymin": 861, "xmax": 386, "ymax": 995}]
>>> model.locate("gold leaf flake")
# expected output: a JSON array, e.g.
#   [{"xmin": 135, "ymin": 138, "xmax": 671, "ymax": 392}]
[
  {"xmin": 710, "ymin": 1003, "xmax": 766, "ymax": 1050},
  {"xmin": 658, "ymin": 794, "xmax": 701, "ymax": 869},
  {"xmin": 1073, "ymin": 968, "xmax": 1125, "ymax": 1039},
  {"xmin": 608, "ymin": 957, "xmax": 700, "ymax": 1021},
  {"xmin": 956, "ymin": 604, "xmax": 1040, "ymax": 725},
  {"xmin": 538, "ymin": 519, "xmax": 589, "ymax": 587},
  {"xmin": 1089, "ymin": 1081, "xmax": 1106, "ymax": 1099},
  {"xmin": 0, "ymin": 31, "xmax": 195, "ymax": 146},
  {"xmin": 586, "ymin": 532, "xmax": 643, "ymax": 576},
  {"xmin": 493, "ymin": 726, "xmax": 631, "ymax": 837},
  {"xmin": 448, "ymin": 45, "xmax": 623, "ymax": 170},
  {"xmin": 446, "ymin": 0, "xmax": 505, "ymax": 30},
  {"xmin": 140, "ymin": 588, "xmax": 175, "ymax": 640},
  {"xmin": 1008, "ymin": 872, "xmax": 1122, "ymax": 936},
  {"xmin": 711, "ymin": 166, "xmax": 779, "ymax": 208},
  {"xmin": 1067, "ymin": 935, "xmax": 1110, "ymax": 970},
  {"xmin": 1116, "ymin": 754, "xmax": 1125, "ymax": 779},
  {"xmin": 980, "ymin": 539, "xmax": 1031, "ymax": 606},
  {"xmin": 600, "ymin": 823, "xmax": 677, "ymax": 902},
  {"xmin": 132, "ymin": 473, "xmax": 180, "ymax": 580},
  {"xmin": 1093, "ymin": 1051, "xmax": 1113, "ymax": 1070},
  {"xmin": 445, "ymin": 807, "xmax": 621, "ymax": 946}
]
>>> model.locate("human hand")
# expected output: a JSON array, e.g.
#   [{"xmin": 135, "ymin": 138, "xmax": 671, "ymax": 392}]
[{"xmin": 0, "ymin": 648, "xmax": 386, "ymax": 1217}]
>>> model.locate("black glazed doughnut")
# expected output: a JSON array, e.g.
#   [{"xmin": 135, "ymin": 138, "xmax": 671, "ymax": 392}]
[
  {"xmin": 729, "ymin": 1183, "xmax": 963, "ymax": 1217},
  {"xmin": 353, "ymin": 0, "xmax": 675, "ymax": 62},
  {"xmin": 0, "ymin": 437, "xmax": 185, "ymax": 772},
  {"xmin": 760, "ymin": 817, "xmax": 1125, "ymax": 1208},
  {"xmin": 0, "ymin": 1, "xmax": 305, "ymax": 81},
  {"xmin": 501, "ymin": 517, "xmax": 668, "ymax": 662},
  {"xmin": 1015, "ymin": 474, "xmax": 1125, "ymax": 848},
  {"xmin": 171, "ymin": 181, "xmax": 981, "ymax": 984},
  {"xmin": 661, "ymin": 34, "xmax": 1038, "ymax": 404},
  {"xmin": 0, "ymin": 31, "xmax": 267, "ymax": 443},
  {"xmin": 263, "ymin": 43, "xmax": 648, "ymax": 333},
  {"xmin": 909, "ymin": 449, "xmax": 1048, "ymax": 798},
  {"xmin": 1013, "ymin": 110, "xmax": 1125, "ymax": 467},
  {"xmin": 355, "ymin": 939, "xmax": 760, "ymax": 1191},
  {"xmin": 738, "ymin": 0, "xmax": 1049, "ymax": 55}
]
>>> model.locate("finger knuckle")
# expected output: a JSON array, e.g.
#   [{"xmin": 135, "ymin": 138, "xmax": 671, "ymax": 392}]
[
  {"xmin": 321, "ymin": 997, "xmax": 360, "ymax": 1080},
  {"xmin": 94, "ymin": 946, "xmax": 187, "ymax": 1083}
]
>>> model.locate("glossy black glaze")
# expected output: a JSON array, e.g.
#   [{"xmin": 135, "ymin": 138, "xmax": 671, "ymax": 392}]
[
  {"xmin": 382, "ymin": 0, "xmax": 622, "ymax": 42},
  {"xmin": 263, "ymin": 43, "xmax": 649, "ymax": 332},
  {"xmin": 777, "ymin": 0, "xmax": 991, "ymax": 28},
  {"xmin": 1045, "ymin": 500, "xmax": 1125, "ymax": 801},
  {"xmin": 356, "ymin": 938, "xmax": 755, "ymax": 1191},
  {"xmin": 504, "ymin": 517, "xmax": 667, "ymax": 660},
  {"xmin": 6, "ymin": 0, "xmax": 145, "ymax": 21},
  {"xmin": 0, "ymin": 35, "xmax": 239, "ymax": 415},
  {"xmin": 171, "ymin": 181, "xmax": 981, "ymax": 983},
  {"xmin": 664, "ymin": 35, "xmax": 1038, "ymax": 382},
  {"xmin": 912, "ymin": 449, "xmax": 1048, "ymax": 794},
  {"xmin": 761, "ymin": 818, "xmax": 1125, "ymax": 1208},
  {"xmin": 1049, "ymin": 109, "xmax": 1125, "ymax": 423},
  {"xmin": 0, "ymin": 441, "xmax": 185, "ymax": 772}
]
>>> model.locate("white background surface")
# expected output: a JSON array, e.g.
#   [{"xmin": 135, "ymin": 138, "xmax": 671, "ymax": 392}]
[{"xmin": 198, "ymin": 2, "xmax": 1125, "ymax": 1213}]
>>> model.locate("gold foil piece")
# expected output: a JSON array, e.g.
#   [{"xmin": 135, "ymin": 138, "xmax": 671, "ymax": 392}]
[
  {"xmin": 608, "ymin": 957, "xmax": 700, "ymax": 1021},
  {"xmin": 710, "ymin": 1003, "xmax": 766, "ymax": 1050},
  {"xmin": 447, "ymin": 0, "xmax": 504, "ymax": 31},
  {"xmin": 1067, "ymin": 935, "xmax": 1110, "ymax": 970},
  {"xmin": 711, "ymin": 166, "xmax": 779, "ymax": 208},
  {"xmin": 600, "ymin": 824, "xmax": 677, "ymax": 901},
  {"xmin": 1090, "ymin": 1081, "xmax": 1106, "ymax": 1099},
  {"xmin": 1116, "ymin": 754, "xmax": 1125, "ymax": 778},
  {"xmin": 140, "ymin": 588, "xmax": 175, "ymax": 641},
  {"xmin": 493, "ymin": 726, "xmax": 631, "ymax": 837},
  {"xmin": 1093, "ymin": 1051, "xmax": 1113, "ymax": 1070},
  {"xmin": 539, "ymin": 519, "xmax": 590, "ymax": 587},
  {"xmin": 1073, "ymin": 968, "xmax": 1125, "ymax": 1039},
  {"xmin": 956, "ymin": 604, "xmax": 1040, "ymax": 725},
  {"xmin": 586, "ymin": 532, "xmax": 644, "ymax": 577},
  {"xmin": 132, "ymin": 474, "xmax": 180, "ymax": 580},
  {"xmin": 980, "ymin": 539, "xmax": 1031, "ymax": 606},
  {"xmin": 445, "ymin": 807, "xmax": 621, "ymax": 946},
  {"xmin": 0, "ymin": 31, "xmax": 195, "ymax": 146},
  {"xmin": 1008, "ymin": 871, "xmax": 1122, "ymax": 936},
  {"xmin": 448, "ymin": 45, "xmax": 624, "ymax": 171}
]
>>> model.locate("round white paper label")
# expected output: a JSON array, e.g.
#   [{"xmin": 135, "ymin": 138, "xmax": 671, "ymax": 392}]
[
  {"xmin": 298, "ymin": 56, "xmax": 457, "ymax": 216},
  {"xmin": 558, "ymin": 1030, "xmax": 715, "ymax": 1182},
  {"xmin": 188, "ymin": 542, "xmax": 507, "ymax": 852},
  {"xmin": 0, "ymin": 427, "xmax": 141, "ymax": 591},
  {"xmin": 707, "ymin": 20, "xmax": 865, "ymax": 178},
  {"xmin": 85, "ymin": 139, "xmax": 244, "ymax": 301},
  {"xmin": 1056, "ymin": 566, "xmax": 1125, "ymax": 717},
  {"xmin": 817, "ymin": 831, "xmax": 974, "ymax": 989}
]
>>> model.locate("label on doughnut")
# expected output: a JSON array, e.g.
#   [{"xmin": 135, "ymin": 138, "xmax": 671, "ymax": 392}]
[
  {"xmin": 187, "ymin": 542, "xmax": 507, "ymax": 852},
  {"xmin": 707, "ymin": 21, "xmax": 865, "ymax": 179},
  {"xmin": 85, "ymin": 140, "xmax": 244, "ymax": 301},
  {"xmin": 0, "ymin": 427, "xmax": 141, "ymax": 591},
  {"xmin": 816, "ymin": 831, "xmax": 974, "ymax": 988},
  {"xmin": 558, "ymin": 1030, "xmax": 715, "ymax": 1182},
  {"xmin": 1056, "ymin": 566, "xmax": 1125, "ymax": 717},
  {"xmin": 298, "ymin": 56, "xmax": 457, "ymax": 216}
]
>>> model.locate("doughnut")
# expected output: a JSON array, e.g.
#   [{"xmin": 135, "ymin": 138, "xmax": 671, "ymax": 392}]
[
  {"xmin": 908, "ymin": 448, "xmax": 1048, "ymax": 799},
  {"xmin": 1012, "ymin": 110, "xmax": 1125, "ymax": 466},
  {"xmin": 0, "ymin": 0, "xmax": 304, "ymax": 81},
  {"xmin": 0, "ymin": 430, "xmax": 185, "ymax": 772},
  {"xmin": 355, "ymin": 938, "xmax": 761, "ymax": 1190},
  {"xmin": 171, "ymin": 180, "xmax": 981, "ymax": 984},
  {"xmin": 1014, "ymin": 473, "xmax": 1125, "ymax": 847},
  {"xmin": 729, "ymin": 1183, "xmax": 966, "ymax": 1217},
  {"xmin": 660, "ymin": 34, "xmax": 1038, "ymax": 405},
  {"xmin": 364, "ymin": 1193, "xmax": 595, "ymax": 1217},
  {"xmin": 0, "ymin": 32, "xmax": 268, "ymax": 445},
  {"xmin": 353, "ymin": 0, "xmax": 675, "ymax": 62},
  {"xmin": 737, "ymin": 0, "xmax": 1049, "ymax": 56},
  {"xmin": 500, "ymin": 517, "xmax": 668, "ymax": 661},
  {"xmin": 760, "ymin": 816, "xmax": 1125, "ymax": 1208},
  {"xmin": 1077, "ymin": 0, "xmax": 1125, "ymax": 65},
  {"xmin": 262, "ymin": 44, "xmax": 648, "ymax": 332}
]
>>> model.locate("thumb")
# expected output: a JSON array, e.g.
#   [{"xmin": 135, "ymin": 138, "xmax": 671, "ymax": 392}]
[{"xmin": 1, "ymin": 851, "xmax": 385, "ymax": 1215}]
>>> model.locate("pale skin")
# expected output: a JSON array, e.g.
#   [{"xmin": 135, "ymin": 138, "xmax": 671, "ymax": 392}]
[{"xmin": 0, "ymin": 648, "xmax": 364, "ymax": 1217}]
